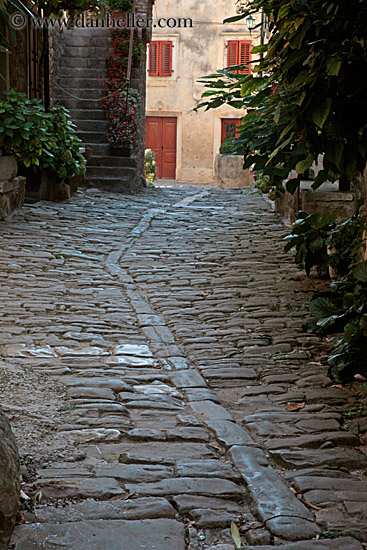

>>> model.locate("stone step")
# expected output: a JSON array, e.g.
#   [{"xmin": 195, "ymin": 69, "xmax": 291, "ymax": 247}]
[
  {"xmin": 62, "ymin": 27, "xmax": 110, "ymax": 38},
  {"xmin": 57, "ymin": 67, "xmax": 106, "ymax": 79},
  {"xmin": 60, "ymin": 36, "xmax": 110, "ymax": 48},
  {"xmin": 57, "ymin": 77, "xmax": 105, "ymax": 89},
  {"xmin": 84, "ymin": 143, "xmax": 111, "ymax": 155},
  {"xmin": 88, "ymin": 155, "xmax": 137, "ymax": 168},
  {"xmin": 86, "ymin": 175, "xmax": 132, "ymax": 193},
  {"xmin": 68, "ymin": 109, "xmax": 106, "ymax": 121},
  {"xmin": 55, "ymin": 98, "xmax": 103, "ymax": 110},
  {"xmin": 75, "ymin": 120, "xmax": 107, "ymax": 132},
  {"xmin": 59, "ymin": 57, "xmax": 106, "ymax": 70},
  {"xmin": 59, "ymin": 46, "xmax": 110, "ymax": 58},
  {"xmin": 77, "ymin": 131, "xmax": 108, "ymax": 144},
  {"xmin": 87, "ymin": 165, "xmax": 135, "ymax": 178},
  {"xmin": 54, "ymin": 87, "xmax": 105, "ymax": 101}
]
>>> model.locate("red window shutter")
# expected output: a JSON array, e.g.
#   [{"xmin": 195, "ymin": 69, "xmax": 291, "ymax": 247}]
[
  {"xmin": 238, "ymin": 40, "xmax": 252, "ymax": 74},
  {"xmin": 227, "ymin": 41, "xmax": 238, "ymax": 68},
  {"xmin": 149, "ymin": 41, "xmax": 159, "ymax": 76},
  {"xmin": 159, "ymin": 41, "xmax": 172, "ymax": 76}
]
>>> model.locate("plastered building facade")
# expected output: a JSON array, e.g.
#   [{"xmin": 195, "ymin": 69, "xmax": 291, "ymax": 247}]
[{"xmin": 146, "ymin": 0, "xmax": 261, "ymax": 182}]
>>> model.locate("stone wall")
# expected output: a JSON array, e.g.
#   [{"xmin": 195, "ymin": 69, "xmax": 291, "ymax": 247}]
[
  {"xmin": 0, "ymin": 405, "xmax": 20, "ymax": 550},
  {"xmin": 275, "ymin": 181, "xmax": 357, "ymax": 224},
  {"xmin": 214, "ymin": 154, "xmax": 252, "ymax": 188},
  {"xmin": 0, "ymin": 178, "xmax": 26, "ymax": 220},
  {"xmin": 132, "ymin": 0, "xmax": 153, "ymax": 192},
  {"xmin": 49, "ymin": 28, "xmax": 63, "ymax": 104}
]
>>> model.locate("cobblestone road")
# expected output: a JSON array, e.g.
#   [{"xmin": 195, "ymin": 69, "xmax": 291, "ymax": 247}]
[{"xmin": 1, "ymin": 183, "xmax": 367, "ymax": 549}]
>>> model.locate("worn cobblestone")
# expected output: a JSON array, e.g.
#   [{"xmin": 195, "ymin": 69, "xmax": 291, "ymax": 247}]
[{"xmin": 0, "ymin": 184, "xmax": 364, "ymax": 549}]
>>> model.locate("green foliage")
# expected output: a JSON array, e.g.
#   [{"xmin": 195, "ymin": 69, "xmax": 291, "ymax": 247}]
[
  {"xmin": 0, "ymin": 1, "xmax": 34, "ymax": 53},
  {"xmin": 145, "ymin": 148, "xmax": 156, "ymax": 183},
  {"xmin": 0, "ymin": 91, "xmax": 85, "ymax": 182},
  {"xmin": 39, "ymin": 105, "xmax": 86, "ymax": 182},
  {"xmin": 326, "ymin": 211, "xmax": 365, "ymax": 277},
  {"xmin": 284, "ymin": 210, "xmax": 337, "ymax": 276},
  {"xmin": 255, "ymin": 173, "xmax": 271, "ymax": 193},
  {"xmin": 304, "ymin": 212, "xmax": 367, "ymax": 382},
  {"xmin": 219, "ymin": 138, "xmax": 237, "ymax": 155},
  {"xmin": 0, "ymin": 90, "xmax": 52, "ymax": 167},
  {"xmin": 197, "ymin": 0, "xmax": 367, "ymax": 194},
  {"xmin": 98, "ymin": 0, "xmax": 132, "ymax": 11}
]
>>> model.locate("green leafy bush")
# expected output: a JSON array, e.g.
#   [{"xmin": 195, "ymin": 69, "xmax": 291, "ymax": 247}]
[
  {"xmin": 145, "ymin": 149, "xmax": 156, "ymax": 183},
  {"xmin": 284, "ymin": 210, "xmax": 337, "ymax": 276},
  {"xmin": 326, "ymin": 212, "xmax": 365, "ymax": 277},
  {"xmin": 0, "ymin": 90, "xmax": 52, "ymax": 167},
  {"xmin": 219, "ymin": 138, "xmax": 236, "ymax": 155},
  {"xmin": 98, "ymin": 0, "xmax": 132, "ymax": 11},
  {"xmin": 40, "ymin": 106, "xmax": 86, "ymax": 182},
  {"xmin": 310, "ymin": 264, "xmax": 367, "ymax": 381}
]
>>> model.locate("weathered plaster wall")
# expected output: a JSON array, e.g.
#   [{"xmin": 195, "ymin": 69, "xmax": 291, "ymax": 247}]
[{"xmin": 146, "ymin": 1, "xmax": 261, "ymax": 182}]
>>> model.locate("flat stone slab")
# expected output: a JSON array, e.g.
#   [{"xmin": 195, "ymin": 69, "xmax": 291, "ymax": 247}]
[
  {"xmin": 35, "ymin": 477, "xmax": 125, "ymax": 500},
  {"xmin": 12, "ymin": 519, "xmax": 186, "ymax": 549},
  {"xmin": 94, "ymin": 464, "xmax": 174, "ymax": 483},
  {"xmin": 265, "ymin": 431, "xmax": 360, "ymax": 451},
  {"xmin": 62, "ymin": 377, "xmax": 133, "ymax": 393},
  {"xmin": 202, "ymin": 368, "xmax": 257, "ymax": 380},
  {"xmin": 205, "ymin": 420, "xmax": 257, "ymax": 447},
  {"xmin": 189, "ymin": 400, "xmax": 234, "ymax": 421},
  {"xmin": 246, "ymin": 538, "xmax": 363, "ymax": 550},
  {"xmin": 112, "ymin": 344, "xmax": 152, "ymax": 357},
  {"xmin": 171, "ymin": 370, "xmax": 208, "ymax": 388},
  {"xmin": 269, "ymin": 448, "xmax": 367, "ymax": 470},
  {"xmin": 125, "ymin": 477, "xmax": 243, "ymax": 499},
  {"xmin": 34, "ymin": 497, "xmax": 176, "ymax": 523},
  {"xmin": 229, "ymin": 446, "xmax": 314, "ymax": 527},
  {"xmin": 105, "ymin": 356, "xmax": 155, "ymax": 367},
  {"xmin": 172, "ymin": 495, "xmax": 242, "ymax": 514},
  {"xmin": 175, "ymin": 459, "xmax": 240, "ymax": 480}
]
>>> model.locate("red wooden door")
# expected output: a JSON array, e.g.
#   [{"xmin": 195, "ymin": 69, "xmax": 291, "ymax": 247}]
[{"xmin": 146, "ymin": 116, "xmax": 177, "ymax": 179}]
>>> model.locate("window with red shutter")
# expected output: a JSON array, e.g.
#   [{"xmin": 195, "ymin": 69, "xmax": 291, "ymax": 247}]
[
  {"xmin": 238, "ymin": 41, "xmax": 252, "ymax": 74},
  {"xmin": 227, "ymin": 41, "xmax": 238, "ymax": 69},
  {"xmin": 149, "ymin": 41, "xmax": 159, "ymax": 76},
  {"xmin": 148, "ymin": 40, "xmax": 173, "ymax": 77},
  {"xmin": 226, "ymin": 40, "xmax": 252, "ymax": 74}
]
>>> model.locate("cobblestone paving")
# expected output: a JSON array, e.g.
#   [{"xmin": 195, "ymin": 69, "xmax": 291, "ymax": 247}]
[{"xmin": 1, "ymin": 184, "xmax": 366, "ymax": 549}]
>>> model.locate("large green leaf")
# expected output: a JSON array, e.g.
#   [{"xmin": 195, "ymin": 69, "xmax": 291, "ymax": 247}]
[
  {"xmin": 241, "ymin": 77, "xmax": 267, "ymax": 97},
  {"xmin": 312, "ymin": 98, "xmax": 332, "ymax": 128},
  {"xmin": 326, "ymin": 57, "xmax": 342, "ymax": 76},
  {"xmin": 319, "ymin": 210, "xmax": 337, "ymax": 228},
  {"xmin": 295, "ymin": 153, "xmax": 314, "ymax": 174}
]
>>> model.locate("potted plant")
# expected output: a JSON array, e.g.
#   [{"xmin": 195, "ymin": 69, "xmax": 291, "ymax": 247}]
[
  {"xmin": 22, "ymin": 105, "xmax": 86, "ymax": 200},
  {"xmin": 102, "ymin": 89, "xmax": 140, "ymax": 156},
  {"xmin": 145, "ymin": 149, "xmax": 157, "ymax": 183},
  {"xmin": 0, "ymin": 90, "xmax": 52, "ymax": 177}
]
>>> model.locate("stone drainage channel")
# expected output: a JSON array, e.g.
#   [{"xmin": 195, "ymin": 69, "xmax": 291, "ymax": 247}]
[{"xmin": 0, "ymin": 185, "xmax": 365, "ymax": 549}]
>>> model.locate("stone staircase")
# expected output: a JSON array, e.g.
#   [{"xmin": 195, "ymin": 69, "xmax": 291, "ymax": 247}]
[{"xmin": 54, "ymin": 27, "xmax": 138, "ymax": 193}]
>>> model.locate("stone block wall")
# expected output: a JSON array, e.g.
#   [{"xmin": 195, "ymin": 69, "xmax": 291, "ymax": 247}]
[
  {"xmin": 132, "ymin": 0, "xmax": 153, "ymax": 192},
  {"xmin": 214, "ymin": 154, "xmax": 253, "ymax": 188},
  {"xmin": 0, "ymin": 177, "xmax": 26, "ymax": 220},
  {"xmin": 275, "ymin": 181, "xmax": 356, "ymax": 224},
  {"xmin": 0, "ymin": 405, "xmax": 20, "ymax": 549}
]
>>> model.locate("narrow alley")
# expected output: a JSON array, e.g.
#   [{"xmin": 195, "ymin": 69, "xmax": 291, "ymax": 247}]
[{"xmin": 1, "ymin": 184, "xmax": 366, "ymax": 550}]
